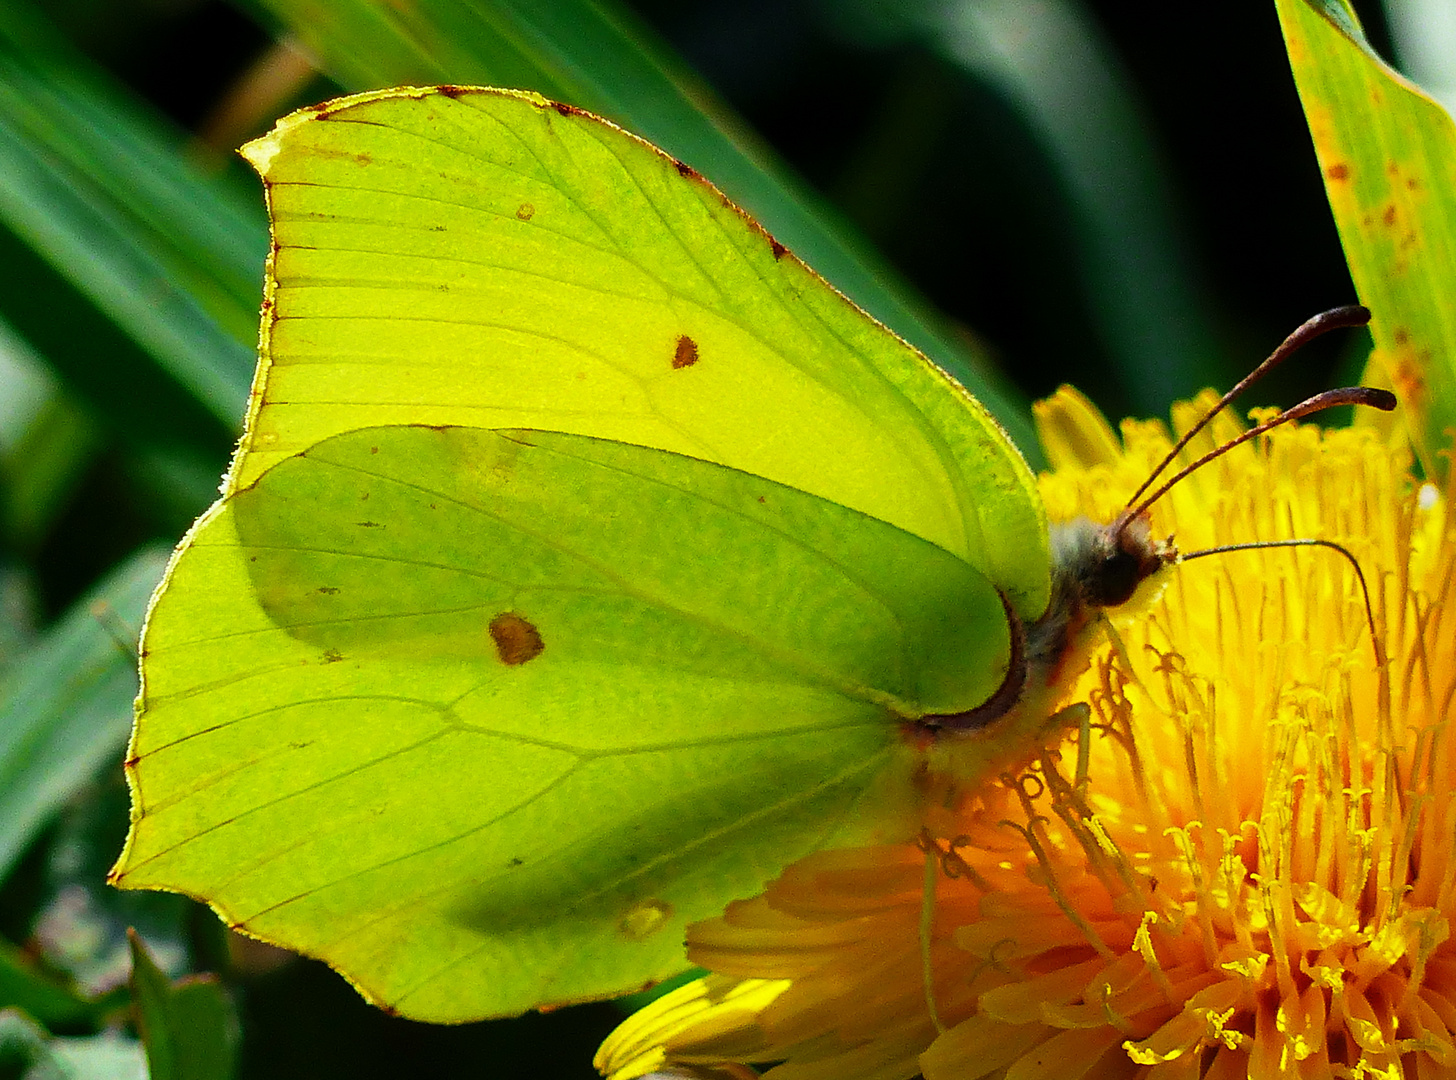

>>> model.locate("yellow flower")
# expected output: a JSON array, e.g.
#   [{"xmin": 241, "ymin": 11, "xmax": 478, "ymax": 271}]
[{"xmin": 597, "ymin": 388, "xmax": 1456, "ymax": 1080}]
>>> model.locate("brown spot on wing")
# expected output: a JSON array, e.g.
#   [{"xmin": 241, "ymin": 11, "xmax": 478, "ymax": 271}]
[
  {"xmin": 672, "ymin": 335, "xmax": 699, "ymax": 369},
  {"xmin": 490, "ymin": 612, "xmax": 544, "ymax": 665}
]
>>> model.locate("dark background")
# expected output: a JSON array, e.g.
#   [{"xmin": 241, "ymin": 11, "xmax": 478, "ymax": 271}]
[{"xmin": 48, "ymin": 0, "xmax": 1392, "ymax": 417}]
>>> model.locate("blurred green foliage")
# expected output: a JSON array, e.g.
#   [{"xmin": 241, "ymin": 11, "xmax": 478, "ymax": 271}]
[{"xmin": 0, "ymin": 0, "xmax": 1435, "ymax": 1075}]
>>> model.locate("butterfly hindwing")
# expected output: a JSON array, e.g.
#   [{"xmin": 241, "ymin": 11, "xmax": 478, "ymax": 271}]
[{"xmin": 118, "ymin": 425, "xmax": 1010, "ymax": 1019}]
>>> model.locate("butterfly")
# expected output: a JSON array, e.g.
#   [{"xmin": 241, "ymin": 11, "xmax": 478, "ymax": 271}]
[{"xmin": 108, "ymin": 86, "xmax": 1374, "ymax": 1024}]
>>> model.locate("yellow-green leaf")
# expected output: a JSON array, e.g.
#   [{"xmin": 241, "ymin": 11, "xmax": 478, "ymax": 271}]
[{"xmin": 1277, "ymin": 0, "xmax": 1456, "ymax": 476}]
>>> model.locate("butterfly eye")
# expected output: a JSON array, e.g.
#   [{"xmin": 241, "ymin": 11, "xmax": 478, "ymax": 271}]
[
  {"xmin": 1073, "ymin": 511, "xmax": 1166, "ymax": 610},
  {"xmin": 1090, "ymin": 548, "xmax": 1144, "ymax": 608}
]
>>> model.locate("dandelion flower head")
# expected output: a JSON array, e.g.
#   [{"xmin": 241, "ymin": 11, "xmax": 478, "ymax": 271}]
[{"xmin": 598, "ymin": 388, "xmax": 1456, "ymax": 1080}]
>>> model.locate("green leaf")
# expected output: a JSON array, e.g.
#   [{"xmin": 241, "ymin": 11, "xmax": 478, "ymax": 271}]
[
  {"xmin": 128, "ymin": 933, "xmax": 236, "ymax": 1080},
  {"xmin": 0, "ymin": 1009, "xmax": 146, "ymax": 1080},
  {"xmin": 0, "ymin": 938, "xmax": 100, "ymax": 1030},
  {"xmin": 0, "ymin": 546, "xmax": 169, "ymax": 882},
  {"xmin": 0, "ymin": 319, "xmax": 96, "ymax": 553},
  {"xmin": 0, "ymin": 0, "xmax": 263, "ymax": 451},
  {"xmin": 1277, "ymin": 0, "xmax": 1456, "ymax": 476},
  {"xmin": 248, "ymin": 0, "xmax": 1038, "ymax": 455},
  {"xmin": 0, "ymin": 1009, "xmax": 45, "ymax": 1072}
]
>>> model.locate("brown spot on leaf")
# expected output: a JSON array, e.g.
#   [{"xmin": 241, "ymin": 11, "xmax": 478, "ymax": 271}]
[
  {"xmin": 370, "ymin": 446, "xmax": 379, "ymax": 454},
  {"xmin": 673, "ymin": 335, "xmax": 699, "ymax": 369},
  {"xmin": 674, "ymin": 159, "xmax": 699, "ymax": 180},
  {"xmin": 1326, "ymin": 163, "xmax": 1350, "ymax": 181},
  {"xmin": 1395, "ymin": 327, "xmax": 1410, "ymax": 345},
  {"xmin": 317, "ymin": 585, "xmax": 339, "ymax": 595},
  {"xmin": 356, "ymin": 521, "xmax": 382, "ymax": 528},
  {"xmin": 438, "ymin": 85, "xmax": 467, "ymax": 99},
  {"xmin": 1383, "ymin": 203, "xmax": 1398, "ymax": 226},
  {"xmin": 490, "ymin": 612, "xmax": 544, "ymax": 665},
  {"xmin": 321, "ymin": 650, "xmax": 343, "ymax": 664},
  {"xmin": 551, "ymin": 101, "xmax": 581, "ymax": 118},
  {"xmin": 1391, "ymin": 357, "xmax": 1428, "ymax": 407},
  {"xmin": 1408, "ymin": 177, "xmax": 1421, "ymax": 191},
  {"xmin": 516, "ymin": 203, "xmax": 535, "ymax": 221},
  {"xmin": 770, "ymin": 237, "xmax": 787, "ymax": 260}
]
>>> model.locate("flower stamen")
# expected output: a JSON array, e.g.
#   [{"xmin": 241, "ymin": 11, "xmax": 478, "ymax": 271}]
[{"xmin": 597, "ymin": 399, "xmax": 1456, "ymax": 1080}]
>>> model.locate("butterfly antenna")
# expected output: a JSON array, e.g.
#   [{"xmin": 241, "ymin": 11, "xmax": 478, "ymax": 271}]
[
  {"xmin": 1120, "ymin": 305, "xmax": 1372, "ymax": 513},
  {"xmin": 1181, "ymin": 538, "xmax": 1385, "ymax": 667},
  {"xmin": 1122, "ymin": 385, "xmax": 1396, "ymax": 526}
]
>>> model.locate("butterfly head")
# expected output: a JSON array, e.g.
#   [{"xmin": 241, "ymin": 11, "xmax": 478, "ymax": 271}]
[{"xmin": 1058, "ymin": 509, "xmax": 1173, "ymax": 611}]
